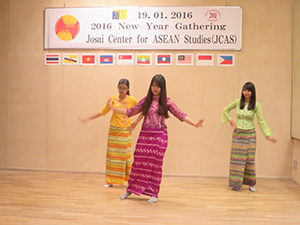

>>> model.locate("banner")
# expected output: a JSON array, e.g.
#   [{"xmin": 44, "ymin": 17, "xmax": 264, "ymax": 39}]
[{"xmin": 44, "ymin": 6, "xmax": 242, "ymax": 50}]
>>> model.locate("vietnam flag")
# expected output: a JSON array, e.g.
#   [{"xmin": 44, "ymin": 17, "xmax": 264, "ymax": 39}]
[{"xmin": 81, "ymin": 54, "xmax": 96, "ymax": 65}]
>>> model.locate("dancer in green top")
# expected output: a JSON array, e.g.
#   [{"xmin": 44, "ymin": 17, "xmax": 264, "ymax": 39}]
[{"xmin": 222, "ymin": 82, "xmax": 277, "ymax": 192}]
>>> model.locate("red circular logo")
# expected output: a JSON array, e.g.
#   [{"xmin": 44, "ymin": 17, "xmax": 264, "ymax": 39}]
[
  {"xmin": 55, "ymin": 15, "xmax": 80, "ymax": 41},
  {"xmin": 205, "ymin": 10, "xmax": 221, "ymax": 22}
]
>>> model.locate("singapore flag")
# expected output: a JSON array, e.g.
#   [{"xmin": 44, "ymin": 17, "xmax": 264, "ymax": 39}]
[{"xmin": 117, "ymin": 53, "xmax": 134, "ymax": 65}]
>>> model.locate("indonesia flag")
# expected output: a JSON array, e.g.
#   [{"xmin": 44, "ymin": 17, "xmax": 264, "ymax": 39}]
[
  {"xmin": 45, "ymin": 54, "xmax": 60, "ymax": 65},
  {"xmin": 197, "ymin": 54, "xmax": 214, "ymax": 66},
  {"xmin": 99, "ymin": 54, "xmax": 114, "ymax": 65},
  {"xmin": 156, "ymin": 54, "xmax": 172, "ymax": 65},
  {"xmin": 117, "ymin": 53, "xmax": 134, "ymax": 65},
  {"xmin": 217, "ymin": 54, "xmax": 234, "ymax": 66},
  {"xmin": 81, "ymin": 54, "xmax": 96, "ymax": 65}
]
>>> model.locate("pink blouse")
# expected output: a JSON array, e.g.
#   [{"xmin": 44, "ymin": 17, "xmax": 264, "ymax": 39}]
[{"xmin": 127, "ymin": 96, "xmax": 187, "ymax": 129}]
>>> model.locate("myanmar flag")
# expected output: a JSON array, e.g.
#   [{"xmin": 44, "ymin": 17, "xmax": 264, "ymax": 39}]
[{"xmin": 136, "ymin": 54, "xmax": 151, "ymax": 65}]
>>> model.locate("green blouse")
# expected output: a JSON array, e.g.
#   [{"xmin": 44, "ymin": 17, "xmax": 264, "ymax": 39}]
[{"xmin": 222, "ymin": 99, "xmax": 272, "ymax": 138}]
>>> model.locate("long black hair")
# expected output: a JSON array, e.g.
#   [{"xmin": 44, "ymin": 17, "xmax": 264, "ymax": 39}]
[
  {"xmin": 118, "ymin": 78, "xmax": 130, "ymax": 95},
  {"xmin": 240, "ymin": 82, "xmax": 256, "ymax": 110},
  {"xmin": 142, "ymin": 74, "xmax": 169, "ymax": 118}
]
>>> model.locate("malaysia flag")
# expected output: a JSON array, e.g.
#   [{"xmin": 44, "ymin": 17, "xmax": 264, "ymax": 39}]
[
  {"xmin": 156, "ymin": 54, "xmax": 172, "ymax": 65},
  {"xmin": 45, "ymin": 54, "xmax": 60, "ymax": 65},
  {"xmin": 117, "ymin": 53, "xmax": 134, "ymax": 65},
  {"xmin": 217, "ymin": 54, "xmax": 234, "ymax": 66},
  {"xmin": 81, "ymin": 54, "xmax": 96, "ymax": 65},
  {"xmin": 177, "ymin": 54, "xmax": 193, "ymax": 65},
  {"xmin": 99, "ymin": 54, "xmax": 114, "ymax": 65},
  {"xmin": 197, "ymin": 54, "xmax": 214, "ymax": 66}
]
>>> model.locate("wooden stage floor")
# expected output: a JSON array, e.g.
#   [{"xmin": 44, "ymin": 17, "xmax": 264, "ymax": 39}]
[{"xmin": 0, "ymin": 170, "xmax": 300, "ymax": 225}]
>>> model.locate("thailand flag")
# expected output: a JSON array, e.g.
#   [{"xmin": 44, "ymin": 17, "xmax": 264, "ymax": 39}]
[
  {"xmin": 156, "ymin": 54, "xmax": 171, "ymax": 65},
  {"xmin": 45, "ymin": 54, "xmax": 60, "ymax": 65}
]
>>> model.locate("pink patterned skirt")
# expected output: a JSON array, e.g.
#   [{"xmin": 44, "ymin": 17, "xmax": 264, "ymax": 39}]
[{"xmin": 127, "ymin": 128, "xmax": 168, "ymax": 198}]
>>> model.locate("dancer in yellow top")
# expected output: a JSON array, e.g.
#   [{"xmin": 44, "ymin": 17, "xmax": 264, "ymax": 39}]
[{"xmin": 79, "ymin": 79, "xmax": 139, "ymax": 187}]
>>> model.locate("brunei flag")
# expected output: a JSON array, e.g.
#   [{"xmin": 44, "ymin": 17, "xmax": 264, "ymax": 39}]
[
  {"xmin": 136, "ymin": 54, "xmax": 151, "ymax": 65},
  {"xmin": 63, "ymin": 54, "xmax": 79, "ymax": 65}
]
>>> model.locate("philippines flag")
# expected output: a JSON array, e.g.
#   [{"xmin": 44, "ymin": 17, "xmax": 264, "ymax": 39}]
[
  {"xmin": 218, "ymin": 54, "xmax": 234, "ymax": 66},
  {"xmin": 81, "ymin": 54, "xmax": 96, "ymax": 65},
  {"xmin": 197, "ymin": 54, "xmax": 214, "ymax": 66},
  {"xmin": 177, "ymin": 54, "xmax": 193, "ymax": 65},
  {"xmin": 117, "ymin": 53, "xmax": 134, "ymax": 65},
  {"xmin": 45, "ymin": 54, "xmax": 60, "ymax": 65},
  {"xmin": 156, "ymin": 54, "xmax": 172, "ymax": 65},
  {"xmin": 99, "ymin": 54, "xmax": 114, "ymax": 65}
]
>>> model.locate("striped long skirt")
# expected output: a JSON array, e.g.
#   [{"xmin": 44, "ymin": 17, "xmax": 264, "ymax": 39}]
[
  {"xmin": 229, "ymin": 129, "xmax": 257, "ymax": 189},
  {"xmin": 106, "ymin": 125, "xmax": 132, "ymax": 185},
  {"xmin": 127, "ymin": 128, "xmax": 168, "ymax": 198}
]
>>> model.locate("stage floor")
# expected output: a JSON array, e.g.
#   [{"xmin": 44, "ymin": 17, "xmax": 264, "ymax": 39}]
[{"xmin": 0, "ymin": 170, "xmax": 300, "ymax": 225}]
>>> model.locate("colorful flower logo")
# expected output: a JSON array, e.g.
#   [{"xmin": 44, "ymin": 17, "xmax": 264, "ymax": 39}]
[{"xmin": 55, "ymin": 15, "xmax": 80, "ymax": 41}]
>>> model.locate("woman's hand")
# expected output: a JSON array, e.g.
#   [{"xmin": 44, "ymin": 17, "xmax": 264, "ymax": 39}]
[
  {"xmin": 267, "ymin": 136, "xmax": 277, "ymax": 143},
  {"xmin": 229, "ymin": 120, "xmax": 237, "ymax": 130},
  {"xmin": 78, "ymin": 116, "xmax": 89, "ymax": 124},
  {"xmin": 127, "ymin": 122, "xmax": 137, "ymax": 131},
  {"xmin": 107, "ymin": 99, "xmax": 113, "ymax": 109},
  {"xmin": 195, "ymin": 118, "xmax": 205, "ymax": 127}
]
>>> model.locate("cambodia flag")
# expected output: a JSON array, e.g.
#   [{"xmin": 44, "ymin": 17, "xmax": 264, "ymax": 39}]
[{"xmin": 99, "ymin": 55, "xmax": 114, "ymax": 65}]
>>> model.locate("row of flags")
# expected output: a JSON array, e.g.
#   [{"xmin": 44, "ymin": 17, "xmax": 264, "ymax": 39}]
[{"xmin": 45, "ymin": 53, "xmax": 234, "ymax": 66}]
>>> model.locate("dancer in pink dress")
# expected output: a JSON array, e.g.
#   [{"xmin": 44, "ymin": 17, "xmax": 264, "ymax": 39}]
[{"xmin": 109, "ymin": 74, "xmax": 204, "ymax": 203}]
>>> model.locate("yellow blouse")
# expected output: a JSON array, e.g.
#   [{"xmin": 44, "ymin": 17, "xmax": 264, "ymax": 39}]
[{"xmin": 100, "ymin": 95, "xmax": 138, "ymax": 128}]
